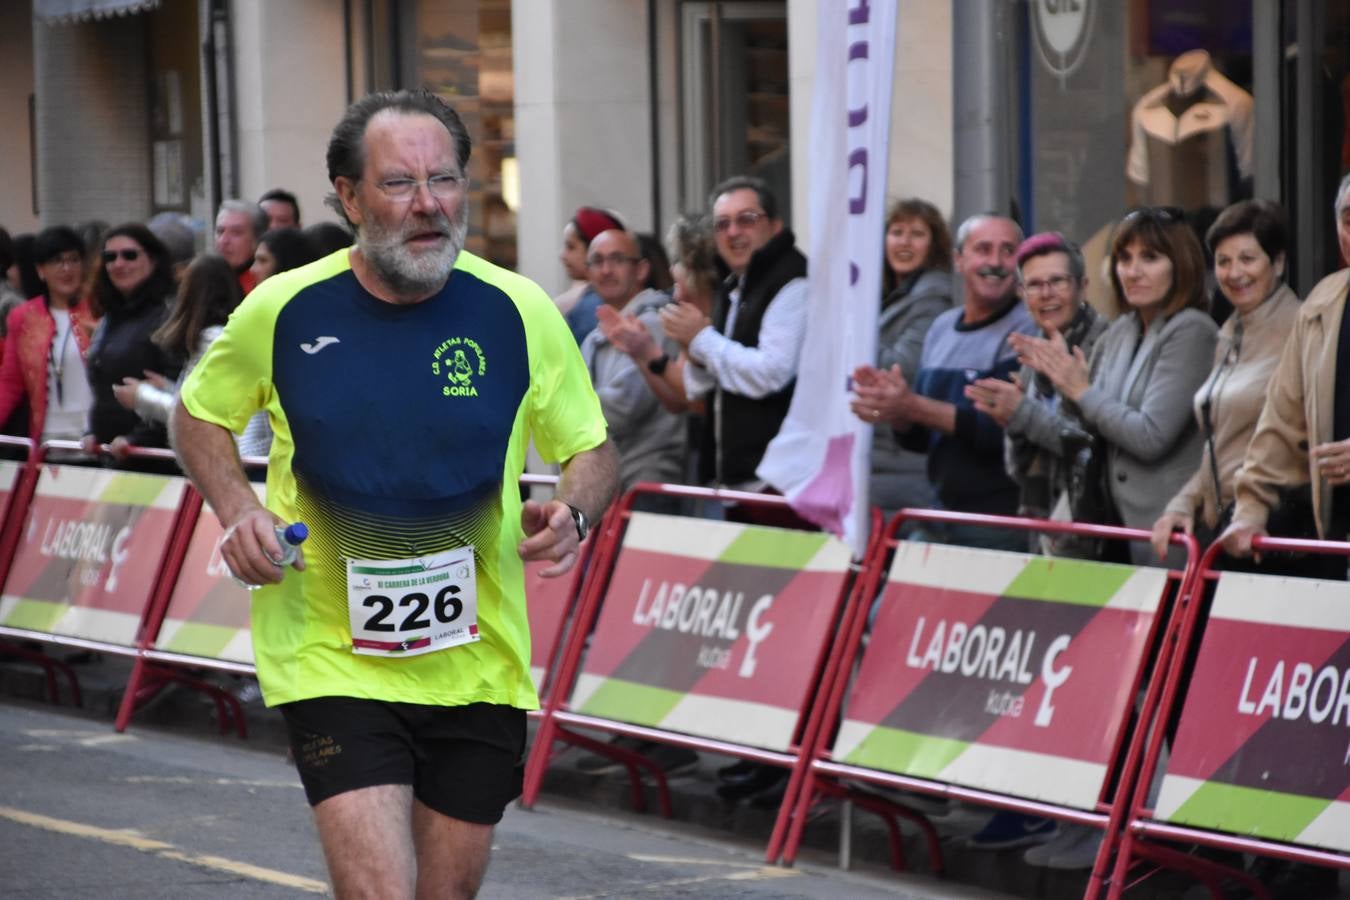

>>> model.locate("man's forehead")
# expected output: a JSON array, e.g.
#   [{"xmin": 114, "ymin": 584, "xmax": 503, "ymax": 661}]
[
  {"xmin": 217, "ymin": 210, "xmax": 247, "ymax": 228},
  {"xmin": 966, "ymin": 219, "xmax": 1019, "ymax": 247},
  {"xmin": 362, "ymin": 111, "xmax": 458, "ymax": 164},
  {"xmin": 591, "ymin": 230, "xmax": 635, "ymax": 255},
  {"xmin": 713, "ymin": 189, "xmax": 763, "ymax": 216}
]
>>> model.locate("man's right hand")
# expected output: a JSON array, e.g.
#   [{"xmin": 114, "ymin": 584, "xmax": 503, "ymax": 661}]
[
  {"xmin": 221, "ymin": 507, "xmax": 305, "ymax": 586},
  {"xmin": 1219, "ymin": 520, "xmax": 1267, "ymax": 561}
]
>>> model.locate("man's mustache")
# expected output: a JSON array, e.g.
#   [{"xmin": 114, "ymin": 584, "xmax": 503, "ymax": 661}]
[{"xmin": 975, "ymin": 265, "xmax": 1011, "ymax": 279}]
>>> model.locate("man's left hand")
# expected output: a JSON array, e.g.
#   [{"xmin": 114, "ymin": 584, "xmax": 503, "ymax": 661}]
[
  {"xmin": 660, "ymin": 302, "xmax": 710, "ymax": 349},
  {"xmin": 518, "ymin": 499, "xmax": 580, "ymax": 578},
  {"xmin": 965, "ymin": 375, "xmax": 1022, "ymax": 427}
]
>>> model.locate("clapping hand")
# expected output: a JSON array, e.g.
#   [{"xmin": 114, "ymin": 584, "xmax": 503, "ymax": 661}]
[
  {"xmin": 1010, "ymin": 327, "xmax": 1090, "ymax": 401},
  {"xmin": 965, "ymin": 374, "xmax": 1023, "ymax": 427},
  {"xmin": 659, "ymin": 302, "xmax": 710, "ymax": 349},
  {"xmin": 597, "ymin": 305, "xmax": 657, "ymax": 360},
  {"xmin": 850, "ymin": 363, "xmax": 910, "ymax": 427}
]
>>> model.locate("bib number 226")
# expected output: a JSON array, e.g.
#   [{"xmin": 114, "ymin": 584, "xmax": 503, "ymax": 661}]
[{"xmin": 347, "ymin": 547, "xmax": 479, "ymax": 658}]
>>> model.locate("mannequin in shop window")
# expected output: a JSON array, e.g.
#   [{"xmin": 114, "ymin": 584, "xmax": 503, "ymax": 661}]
[{"xmin": 1126, "ymin": 49, "xmax": 1254, "ymax": 210}]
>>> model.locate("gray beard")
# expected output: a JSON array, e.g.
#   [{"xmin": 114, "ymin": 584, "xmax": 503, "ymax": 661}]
[{"xmin": 359, "ymin": 203, "xmax": 469, "ymax": 299}]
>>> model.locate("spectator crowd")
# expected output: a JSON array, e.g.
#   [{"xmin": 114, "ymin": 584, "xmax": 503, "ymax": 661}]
[{"xmin": 4, "ymin": 166, "xmax": 1350, "ymax": 894}]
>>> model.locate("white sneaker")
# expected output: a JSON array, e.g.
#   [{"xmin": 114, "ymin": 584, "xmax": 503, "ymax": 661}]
[{"xmin": 1046, "ymin": 826, "xmax": 1103, "ymax": 871}]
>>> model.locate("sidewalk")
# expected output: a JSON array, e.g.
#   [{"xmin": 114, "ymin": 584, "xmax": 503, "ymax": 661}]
[{"xmin": 0, "ymin": 648, "xmax": 1249, "ymax": 899}]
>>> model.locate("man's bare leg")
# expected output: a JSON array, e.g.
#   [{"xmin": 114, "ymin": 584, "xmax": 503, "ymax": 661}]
[
  {"xmin": 314, "ymin": 784, "xmax": 415, "ymax": 899},
  {"xmin": 411, "ymin": 800, "xmax": 494, "ymax": 900}
]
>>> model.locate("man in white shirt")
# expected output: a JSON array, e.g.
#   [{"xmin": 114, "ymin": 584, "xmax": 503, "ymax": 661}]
[
  {"xmin": 660, "ymin": 176, "xmax": 808, "ymax": 805},
  {"xmin": 661, "ymin": 176, "xmax": 807, "ymax": 493}
]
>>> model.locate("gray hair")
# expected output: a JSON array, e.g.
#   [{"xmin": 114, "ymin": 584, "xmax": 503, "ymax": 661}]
[
  {"xmin": 1335, "ymin": 172, "xmax": 1350, "ymax": 216},
  {"xmin": 954, "ymin": 213, "xmax": 1023, "ymax": 251},
  {"xmin": 216, "ymin": 199, "xmax": 267, "ymax": 241}
]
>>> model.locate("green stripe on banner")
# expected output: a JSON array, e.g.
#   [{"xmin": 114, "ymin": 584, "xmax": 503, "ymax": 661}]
[
  {"xmin": 841, "ymin": 725, "xmax": 969, "ymax": 779},
  {"xmin": 98, "ymin": 473, "xmax": 166, "ymax": 506},
  {"xmin": 1170, "ymin": 781, "xmax": 1331, "ymax": 841},
  {"xmin": 162, "ymin": 622, "xmax": 241, "ymax": 658},
  {"xmin": 576, "ymin": 678, "xmax": 685, "ymax": 727},
  {"xmin": 718, "ymin": 527, "xmax": 827, "ymax": 570},
  {"xmin": 2, "ymin": 599, "xmax": 67, "ymax": 632},
  {"xmin": 1002, "ymin": 556, "xmax": 1134, "ymax": 607}
]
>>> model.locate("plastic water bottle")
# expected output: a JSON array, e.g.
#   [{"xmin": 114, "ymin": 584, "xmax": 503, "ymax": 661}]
[{"xmin": 234, "ymin": 522, "xmax": 308, "ymax": 591}]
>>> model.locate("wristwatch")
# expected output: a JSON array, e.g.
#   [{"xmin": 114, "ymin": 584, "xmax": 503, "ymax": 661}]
[
  {"xmin": 566, "ymin": 503, "xmax": 589, "ymax": 541},
  {"xmin": 646, "ymin": 353, "xmax": 671, "ymax": 376}
]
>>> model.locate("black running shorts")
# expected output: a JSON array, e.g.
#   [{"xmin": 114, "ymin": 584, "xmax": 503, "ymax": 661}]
[{"xmin": 278, "ymin": 697, "xmax": 526, "ymax": 825}]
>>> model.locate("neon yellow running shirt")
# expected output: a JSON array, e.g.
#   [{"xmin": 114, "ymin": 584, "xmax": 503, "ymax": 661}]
[{"xmin": 181, "ymin": 249, "xmax": 607, "ymax": 709}]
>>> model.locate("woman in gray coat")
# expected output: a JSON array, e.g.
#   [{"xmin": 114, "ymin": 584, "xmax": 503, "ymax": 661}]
[
  {"xmin": 1016, "ymin": 208, "xmax": 1218, "ymax": 565},
  {"xmin": 859, "ymin": 198, "xmax": 953, "ymax": 519}
]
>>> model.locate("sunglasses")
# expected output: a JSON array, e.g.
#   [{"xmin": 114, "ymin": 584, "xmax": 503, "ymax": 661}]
[
  {"xmin": 1122, "ymin": 206, "xmax": 1185, "ymax": 225},
  {"xmin": 101, "ymin": 248, "xmax": 142, "ymax": 264}
]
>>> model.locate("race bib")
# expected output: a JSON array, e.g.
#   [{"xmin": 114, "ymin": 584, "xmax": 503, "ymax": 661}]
[{"xmin": 347, "ymin": 547, "xmax": 479, "ymax": 657}]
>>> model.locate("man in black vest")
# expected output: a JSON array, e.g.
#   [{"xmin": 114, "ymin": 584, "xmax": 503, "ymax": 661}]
[
  {"xmin": 661, "ymin": 175, "xmax": 808, "ymax": 803},
  {"xmin": 662, "ymin": 175, "xmax": 808, "ymax": 498}
]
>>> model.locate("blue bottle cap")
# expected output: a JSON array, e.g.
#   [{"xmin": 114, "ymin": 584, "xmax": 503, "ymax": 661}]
[{"xmin": 283, "ymin": 522, "xmax": 309, "ymax": 545}]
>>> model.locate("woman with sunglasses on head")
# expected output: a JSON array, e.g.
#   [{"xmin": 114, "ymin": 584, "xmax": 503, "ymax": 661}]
[
  {"xmin": 81, "ymin": 224, "xmax": 181, "ymax": 466},
  {"xmin": 0, "ymin": 226, "xmax": 99, "ymax": 449},
  {"xmin": 1015, "ymin": 207, "xmax": 1218, "ymax": 565}
]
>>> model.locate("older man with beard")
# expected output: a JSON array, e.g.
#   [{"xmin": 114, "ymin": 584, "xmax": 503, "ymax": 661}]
[{"xmin": 171, "ymin": 89, "xmax": 617, "ymax": 899}]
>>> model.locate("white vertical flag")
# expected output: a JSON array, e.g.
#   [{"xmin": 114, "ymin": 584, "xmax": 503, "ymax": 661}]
[{"xmin": 757, "ymin": 0, "xmax": 897, "ymax": 557}]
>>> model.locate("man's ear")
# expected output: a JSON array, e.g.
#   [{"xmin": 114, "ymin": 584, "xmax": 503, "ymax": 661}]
[
  {"xmin": 334, "ymin": 177, "xmax": 363, "ymax": 229},
  {"xmin": 636, "ymin": 258, "xmax": 650, "ymax": 287}
]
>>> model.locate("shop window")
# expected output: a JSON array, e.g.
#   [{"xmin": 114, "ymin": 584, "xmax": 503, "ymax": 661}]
[
  {"xmin": 680, "ymin": 1, "xmax": 790, "ymax": 222},
  {"xmin": 388, "ymin": 0, "xmax": 516, "ymax": 269},
  {"xmin": 1025, "ymin": 0, "xmax": 1350, "ymax": 298},
  {"xmin": 147, "ymin": 0, "xmax": 204, "ymax": 217}
]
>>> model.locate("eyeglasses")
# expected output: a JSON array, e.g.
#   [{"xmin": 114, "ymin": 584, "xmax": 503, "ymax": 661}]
[
  {"xmin": 712, "ymin": 210, "xmax": 768, "ymax": 233},
  {"xmin": 101, "ymin": 249, "xmax": 142, "ymax": 264},
  {"xmin": 586, "ymin": 253, "xmax": 640, "ymax": 268},
  {"xmin": 44, "ymin": 252, "xmax": 83, "ymax": 270},
  {"xmin": 372, "ymin": 174, "xmax": 465, "ymax": 201},
  {"xmin": 1022, "ymin": 274, "xmax": 1075, "ymax": 295}
]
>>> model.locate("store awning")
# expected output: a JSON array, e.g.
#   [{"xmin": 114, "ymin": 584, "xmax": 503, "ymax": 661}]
[{"xmin": 34, "ymin": 0, "xmax": 160, "ymax": 26}]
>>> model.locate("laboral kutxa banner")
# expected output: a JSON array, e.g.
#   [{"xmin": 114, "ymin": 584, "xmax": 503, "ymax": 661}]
[
  {"xmin": 568, "ymin": 512, "xmax": 852, "ymax": 752},
  {"xmin": 832, "ymin": 541, "xmax": 1169, "ymax": 810},
  {"xmin": 153, "ymin": 483, "xmax": 266, "ymax": 664},
  {"xmin": 0, "ymin": 465, "xmax": 186, "ymax": 645},
  {"xmin": 1155, "ymin": 572, "xmax": 1350, "ymax": 852}
]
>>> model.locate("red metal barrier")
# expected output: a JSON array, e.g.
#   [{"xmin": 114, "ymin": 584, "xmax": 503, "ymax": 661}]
[
  {"xmin": 520, "ymin": 482, "xmax": 879, "ymax": 847},
  {"xmin": 0, "ymin": 442, "xmax": 196, "ymax": 710},
  {"xmin": 776, "ymin": 508, "xmax": 1199, "ymax": 892},
  {"xmin": 1105, "ymin": 535, "xmax": 1350, "ymax": 899},
  {"xmin": 518, "ymin": 473, "xmax": 597, "ymax": 709}
]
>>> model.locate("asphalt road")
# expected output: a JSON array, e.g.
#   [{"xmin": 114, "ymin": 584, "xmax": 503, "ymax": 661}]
[{"xmin": 0, "ymin": 701, "xmax": 1004, "ymax": 899}]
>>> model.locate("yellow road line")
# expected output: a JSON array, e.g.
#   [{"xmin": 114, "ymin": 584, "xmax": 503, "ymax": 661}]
[{"xmin": 0, "ymin": 805, "xmax": 329, "ymax": 894}]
